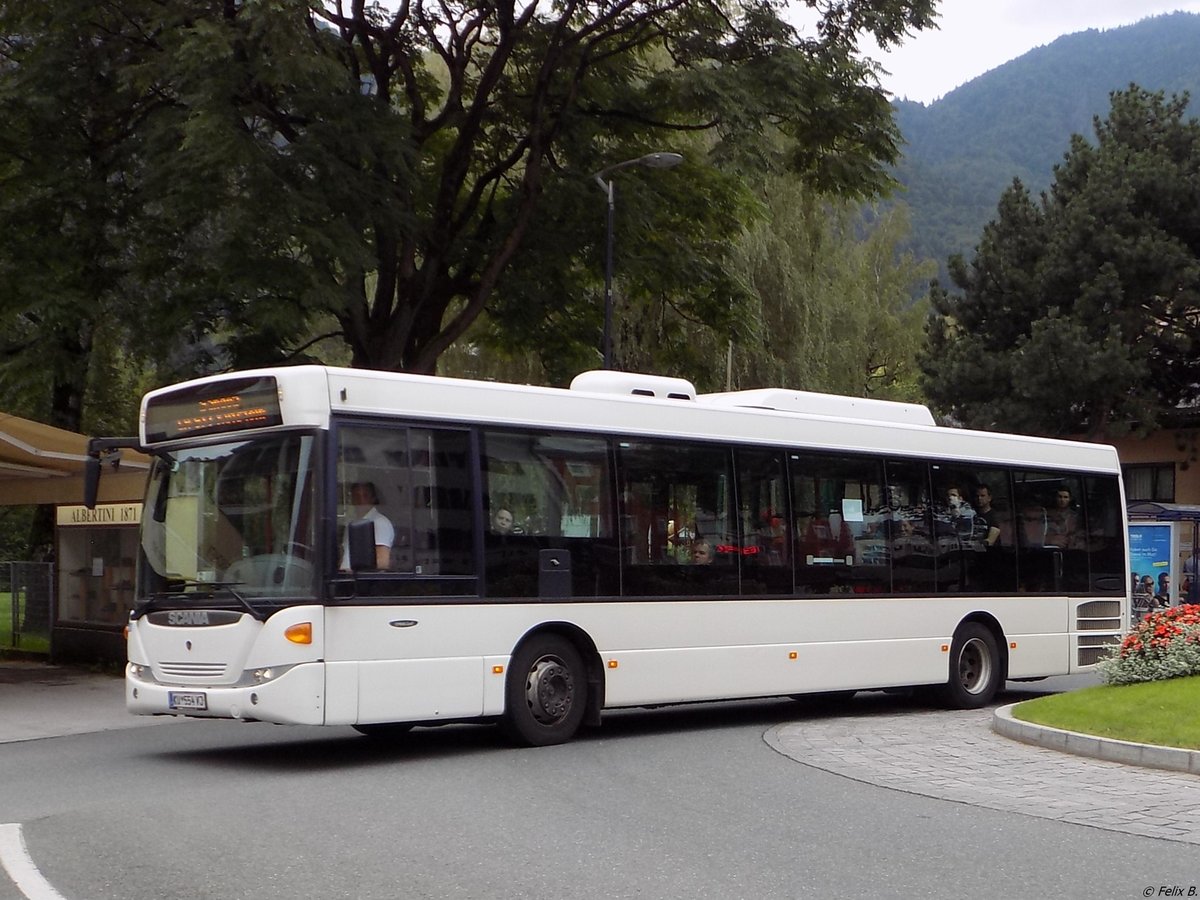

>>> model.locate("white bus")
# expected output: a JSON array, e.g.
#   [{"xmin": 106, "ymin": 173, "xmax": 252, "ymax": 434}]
[{"xmin": 86, "ymin": 366, "xmax": 1128, "ymax": 745}]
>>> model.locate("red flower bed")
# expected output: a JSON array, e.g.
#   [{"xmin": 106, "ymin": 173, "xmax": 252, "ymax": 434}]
[{"xmin": 1100, "ymin": 604, "xmax": 1200, "ymax": 684}]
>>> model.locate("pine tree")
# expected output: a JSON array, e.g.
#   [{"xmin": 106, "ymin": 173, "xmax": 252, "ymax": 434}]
[{"xmin": 921, "ymin": 86, "xmax": 1200, "ymax": 438}]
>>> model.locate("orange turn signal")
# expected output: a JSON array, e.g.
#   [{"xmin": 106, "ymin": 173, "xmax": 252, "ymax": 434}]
[
  {"xmin": 608, "ymin": 660, "xmax": 619, "ymax": 669},
  {"xmin": 284, "ymin": 622, "xmax": 313, "ymax": 645}
]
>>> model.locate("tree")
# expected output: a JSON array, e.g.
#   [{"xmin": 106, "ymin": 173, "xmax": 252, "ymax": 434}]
[
  {"xmin": 1, "ymin": 0, "xmax": 938, "ymax": 428},
  {"xmin": 144, "ymin": 0, "xmax": 936, "ymax": 374},
  {"xmin": 723, "ymin": 182, "xmax": 932, "ymax": 397},
  {"xmin": 0, "ymin": 0, "xmax": 162, "ymax": 434},
  {"xmin": 921, "ymin": 86, "xmax": 1200, "ymax": 438},
  {"xmin": 439, "ymin": 178, "xmax": 935, "ymax": 392}
]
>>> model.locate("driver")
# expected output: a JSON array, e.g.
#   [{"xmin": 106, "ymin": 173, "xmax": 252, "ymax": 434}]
[{"xmin": 339, "ymin": 481, "xmax": 394, "ymax": 570}]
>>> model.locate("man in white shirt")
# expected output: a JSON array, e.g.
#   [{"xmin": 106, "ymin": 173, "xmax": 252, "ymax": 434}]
[{"xmin": 340, "ymin": 481, "xmax": 394, "ymax": 570}]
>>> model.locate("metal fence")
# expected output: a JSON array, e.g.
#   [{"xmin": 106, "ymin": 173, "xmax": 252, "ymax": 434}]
[{"xmin": 1, "ymin": 561, "xmax": 53, "ymax": 653}]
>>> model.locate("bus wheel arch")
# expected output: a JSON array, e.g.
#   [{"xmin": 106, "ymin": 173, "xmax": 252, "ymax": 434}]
[
  {"xmin": 502, "ymin": 625, "xmax": 601, "ymax": 746},
  {"xmin": 939, "ymin": 615, "xmax": 1007, "ymax": 709}
]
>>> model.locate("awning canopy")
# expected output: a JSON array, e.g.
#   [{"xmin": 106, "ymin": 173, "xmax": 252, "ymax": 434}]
[
  {"xmin": 0, "ymin": 413, "xmax": 150, "ymax": 506},
  {"xmin": 1127, "ymin": 501, "xmax": 1200, "ymax": 522}
]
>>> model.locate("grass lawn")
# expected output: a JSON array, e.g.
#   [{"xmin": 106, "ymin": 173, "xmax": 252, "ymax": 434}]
[
  {"xmin": 0, "ymin": 590, "xmax": 51, "ymax": 655},
  {"xmin": 1013, "ymin": 675, "xmax": 1200, "ymax": 750}
]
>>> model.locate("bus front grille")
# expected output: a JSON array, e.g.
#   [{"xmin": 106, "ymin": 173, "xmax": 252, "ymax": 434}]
[{"xmin": 158, "ymin": 661, "xmax": 228, "ymax": 679}]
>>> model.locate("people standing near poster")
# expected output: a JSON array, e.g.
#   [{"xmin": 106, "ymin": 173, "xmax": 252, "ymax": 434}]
[{"xmin": 1154, "ymin": 572, "xmax": 1172, "ymax": 608}]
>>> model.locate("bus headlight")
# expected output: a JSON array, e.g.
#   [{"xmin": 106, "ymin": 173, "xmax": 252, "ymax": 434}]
[
  {"xmin": 127, "ymin": 663, "xmax": 152, "ymax": 682},
  {"xmin": 237, "ymin": 664, "xmax": 296, "ymax": 686}
]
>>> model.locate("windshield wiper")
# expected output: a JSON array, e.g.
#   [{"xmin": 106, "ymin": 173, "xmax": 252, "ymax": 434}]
[
  {"xmin": 132, "ymin": 580, "xmax": 265, "ymax": 622},
  {"xmin": 175, "ymin": 580, "xmax": 265, "ymax": 622}
]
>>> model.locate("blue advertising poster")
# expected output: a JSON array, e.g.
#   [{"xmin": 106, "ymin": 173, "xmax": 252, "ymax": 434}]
[{"xmin": 1129, "ymin": 523, "xmax": 1173, "ymax": 602}]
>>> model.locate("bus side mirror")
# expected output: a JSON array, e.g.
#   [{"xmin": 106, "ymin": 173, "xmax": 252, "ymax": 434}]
[
  {"xmin": 347, "ymin": 519, "xmax": 377, "ymax": 571},
  {"xmin": 83, "ymin": 456, "xmax": 101, "ymax": 509}
]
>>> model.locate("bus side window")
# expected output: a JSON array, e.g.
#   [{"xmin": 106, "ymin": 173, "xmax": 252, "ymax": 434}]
[
  {"xmin": 1084, "ymin": 475, "xmax": 1125, "ymax": 594},
  {"xmin": 1014, "ymin": 471, "xmax": 1089, "ymax": 593},
  {"xmin": 410, "ymin": 429, "xmax": 474, "ymax": 576},
  {"xmin": 336, "ymin": 425, "xmax": 475, "ymax": 581},
  {"xmin": 618, "ymin": 439, "xmax": 736, "ymax": 596},
  {"xmin": 482, "ymin": 430, "xmax": 616, "ymax": 598},
  {"xmin": 791, "ymin": 452, "xmax": 887, "ymax": 596},
  {"xmin": 337, "ymin": 427, "xmax": 409, "ymax": 573},
  {"xmin": 736, "ymin": 448, "xmax": 791, "ymax": 596}
]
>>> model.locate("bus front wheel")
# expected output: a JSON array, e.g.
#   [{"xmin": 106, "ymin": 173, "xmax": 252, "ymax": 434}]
[
  {"xmin": 939, "ymin": 623, "xmax": 1001, "ymax": 709},
  {"xmin": 502, "ymin": 635, "xmax": 586, "ymax": 747}
]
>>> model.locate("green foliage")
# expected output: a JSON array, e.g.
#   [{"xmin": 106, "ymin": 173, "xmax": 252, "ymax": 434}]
[
  {"xmin": 921, "ymin": 86, "xmax": 1200, "ymax": 437},
  {"xmin": 1, "ymin": 0, "xmax": 938, "ymax": 415},
  {"xmin": 1097, "ymin": 605, "xmax": 1200, "ymax": 686},
  {"xmin": 724, "ymin": 182, "xmax": 933, "ymax": 397},
  {"xmin": 0, "ymin": 508, "xmax": 35, "ymax": 562},
  {"xmin": 445, "ymin": 176, "xmax": 936, "ymax": 396},
  {"xmin": 0, "ymin": 0, "xmax": 159, "ymax": 430}
]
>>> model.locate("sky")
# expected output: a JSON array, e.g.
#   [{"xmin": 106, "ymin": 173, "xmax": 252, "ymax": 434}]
[{"xmin": 845, "ymin": 1, "xmax": 1200, "ymax": 104}]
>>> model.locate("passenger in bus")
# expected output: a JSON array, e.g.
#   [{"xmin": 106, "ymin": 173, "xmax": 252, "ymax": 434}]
[
  {"xmin": 972, "ymin": 484, "xmax": 1002, "ymax": 548},
  {"xmin": 491, "ymin": 506, "xmax": 519, "ymax": 534},
  {"xmin": 1045, "ymin": 486, "xmax": 1081, "ymax": 549},
  {"xmin": 692, "ymin": 540, "xmax": 714, "ymax": 564},
  {"xmin": 759, "ymin": 509, "xmax": 787, "ymax": 563},
  {"xmin": 339, "ymin": 481, "xmax": 394, "ymax": 570},
  {"xmin": 943, "ymin": 485, "xmax": 975, "ymax": 538}
]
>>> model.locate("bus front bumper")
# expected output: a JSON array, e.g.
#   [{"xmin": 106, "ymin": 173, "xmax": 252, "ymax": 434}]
[{"xmin": 126, "ymin": 661, "xmax": 325, "ymax": 726}]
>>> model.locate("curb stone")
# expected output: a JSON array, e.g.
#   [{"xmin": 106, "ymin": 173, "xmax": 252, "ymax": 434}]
[{"xmin": 992, "ymin": 703, "xmax": 1200, "ymax": 775}]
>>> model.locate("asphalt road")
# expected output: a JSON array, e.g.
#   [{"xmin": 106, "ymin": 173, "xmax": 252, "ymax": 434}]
[{"xmin": 1, "ymin": 691, "xmax": 1196, "ymax": 900}]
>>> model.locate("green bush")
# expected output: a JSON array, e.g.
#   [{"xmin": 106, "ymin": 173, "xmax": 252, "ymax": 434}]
[{"xmin": 1097, "ymin": 604, "xmax": 1200, "ymax": 685}]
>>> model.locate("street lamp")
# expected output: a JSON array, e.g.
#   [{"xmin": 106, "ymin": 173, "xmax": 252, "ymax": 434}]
[{"xmin": 592, "ymin": 151, "xmax": 684, "ymax": 369}]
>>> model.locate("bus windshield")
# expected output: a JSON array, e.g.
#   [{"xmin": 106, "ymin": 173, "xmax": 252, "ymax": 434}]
[{"xmin": 139, "ymin": 433, "xmax": 318, "ymax": 603}]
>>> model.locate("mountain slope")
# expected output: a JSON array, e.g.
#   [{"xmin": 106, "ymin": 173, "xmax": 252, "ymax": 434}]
[{"xmin": 893, "ymin": 11, "xmax": 1200, "ymax": 280}]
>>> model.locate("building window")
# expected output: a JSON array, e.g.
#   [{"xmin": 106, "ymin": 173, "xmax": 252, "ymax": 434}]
[{"xmin": 1122, "ymin": 464, "xmax": 1175, "ymax": 502}]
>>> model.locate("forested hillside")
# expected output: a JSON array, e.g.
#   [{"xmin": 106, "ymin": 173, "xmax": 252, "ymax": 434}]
[{"xmin": 894, "ymin": 11, "xmax": 1200, "ymax": 279}]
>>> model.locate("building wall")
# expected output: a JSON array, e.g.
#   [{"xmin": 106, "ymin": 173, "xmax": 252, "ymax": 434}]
[{"xmin": 1107, "ymin": 430, "xmax": 1200, "ymax": 504}]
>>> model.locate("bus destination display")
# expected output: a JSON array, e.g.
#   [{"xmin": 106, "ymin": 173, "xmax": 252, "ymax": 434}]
[{"xmin": 144, "ymin": 376, "xmax": 284, "ymax": 442}]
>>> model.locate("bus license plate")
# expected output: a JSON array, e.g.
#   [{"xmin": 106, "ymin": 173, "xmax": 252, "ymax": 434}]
[{"xmin": 168, "ymin": 691, "xmax": 208, "ymax": 711}]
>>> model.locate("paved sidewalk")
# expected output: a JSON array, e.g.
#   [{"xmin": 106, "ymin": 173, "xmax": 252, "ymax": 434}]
[
  {"xmin": 0, "ymin": 661, "xmax": 173, "ymax": 744},
  {"xmin": 766, "ymin": 703, "xmax": 1200, "ymax": 845}
]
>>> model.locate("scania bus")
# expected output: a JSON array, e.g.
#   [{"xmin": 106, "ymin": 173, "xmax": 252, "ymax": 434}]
[{"xmin": 85, "ymin": 366, "xmax": 1128, "ymax": 745}]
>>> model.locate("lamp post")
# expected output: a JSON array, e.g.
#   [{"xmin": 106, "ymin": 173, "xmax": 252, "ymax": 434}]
[{"xmin": 592, "ymin": 151, "xmax": 683, "ymax": 369}]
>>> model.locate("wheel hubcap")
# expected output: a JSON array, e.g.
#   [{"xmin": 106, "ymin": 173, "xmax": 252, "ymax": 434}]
[
  {"xmin": 525, "ymin": 655, "xmax": 575, "ymax": 724},
  {"xmin": 959, "ymin": 637, "xmax": 992, "ymax": 694}
]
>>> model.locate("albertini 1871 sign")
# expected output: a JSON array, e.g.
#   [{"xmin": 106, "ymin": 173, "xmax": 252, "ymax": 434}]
[{"xmin": 56, "ymin": 503, "xmax": 142, "ymax": 527}]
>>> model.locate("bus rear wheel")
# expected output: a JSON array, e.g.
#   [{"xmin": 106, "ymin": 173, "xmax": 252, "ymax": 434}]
[
  {"xmin": 939, "ymin": 623, "xmax": 1001, "ymax": 709},
  {"xmin": 502, "ymin": 635, "xmax": 586, "ymax": 747}
]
